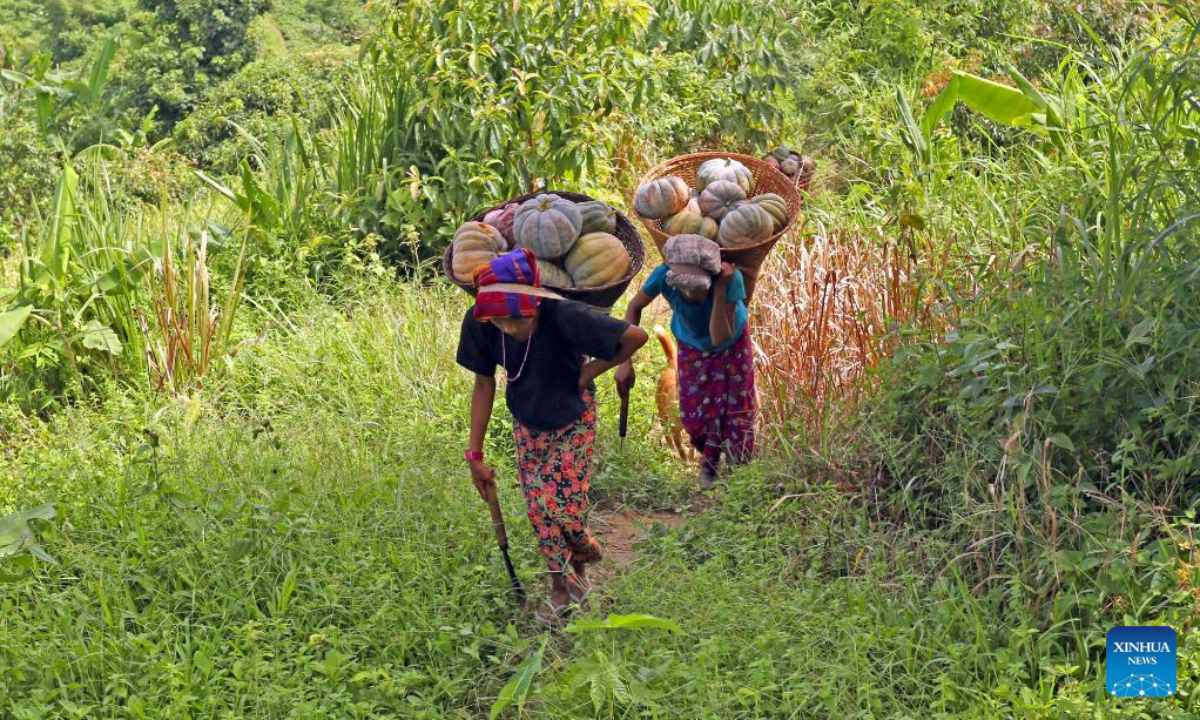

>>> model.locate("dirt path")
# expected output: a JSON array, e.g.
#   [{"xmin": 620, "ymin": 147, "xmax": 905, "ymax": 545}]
[{"xmin": 589, "ymin": 507, "xmax": 688, "ymax": 588}]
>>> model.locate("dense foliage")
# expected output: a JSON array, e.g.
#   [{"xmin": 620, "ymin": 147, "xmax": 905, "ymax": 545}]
[{"xmin": 2, "ymin": 0, "xmax": 1199, "ymax": 716}]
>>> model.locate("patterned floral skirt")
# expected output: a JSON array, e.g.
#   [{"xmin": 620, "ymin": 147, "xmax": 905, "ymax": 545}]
[
  {"xmin": 512, "ymin": 391, "xmax": 602, "ymax": 577},
  {"xmin": 677, "ymin": 329, "xmax": 757, "ymax": 472}
]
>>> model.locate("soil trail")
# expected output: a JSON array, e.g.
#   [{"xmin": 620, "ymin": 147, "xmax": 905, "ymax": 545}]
[{"xmin": 589, "ymin": 507, "xmax": 687, "ymax": 587}]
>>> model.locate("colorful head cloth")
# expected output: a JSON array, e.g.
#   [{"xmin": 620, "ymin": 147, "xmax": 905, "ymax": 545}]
[
  {"xmin": 663, "ymin": 234, "xmax": 722, "ymax": 293},
  {"xmin": 472, "ymin": 248, "xmax": 542, "ymax": 321}
]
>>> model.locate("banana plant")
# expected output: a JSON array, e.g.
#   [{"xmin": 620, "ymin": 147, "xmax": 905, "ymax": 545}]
[
  {"xmin": 6, "ymin": 164, "xmax": 155, "ymax": 382},
  {"xmin": 898, "ymin": 65, "xmax": 1067, "ymax": 167}
]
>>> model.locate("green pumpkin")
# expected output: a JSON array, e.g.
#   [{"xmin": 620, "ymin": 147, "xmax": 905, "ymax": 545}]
[
  {"xmin": 750, "ymin": 193, "xmax": 788, "ymax": 232},
  {"xmin": 577, "ymin": 201, "xmax": 618, "ymax": 235},
  {"xmin": 564, "ymin": 232, "xmax": 631, "ymax": 288},
  {"xmin": 513, "ymin": 194, "xmax": 583, "ymax": 259},
  {"xmin": 699, "ymin": 180, "xmax": 747, "ymax": 221},
  {"xmin": 781, "ymin": 157, "xmax": 800, "ymax": 176},
  {"xmin": 696, "ymin": 158, "xmax": 753, "ymax": 194},
  {"xmin": 663, "ymin": 210, "xmax": 718, "ymax": 240},
  {"xmin": 770, "ymin": 145, "xmax": 792, "ymax": 162},
  {"xmin": 539, "ymin": 262, "xmax": 575, "ymax": 288},
  {"xmin": 450, "ymin": 222, "xmax": 507, "ymax": 282},
  {"xmin": 718, "ymin": 204, "xmax": 774, "ymax": 248},
  {"xmin": 634, "ymin": 176, "xmax": 690, "ymax": 219}
]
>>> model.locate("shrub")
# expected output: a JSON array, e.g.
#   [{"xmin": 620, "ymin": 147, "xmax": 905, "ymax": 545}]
[
  {"xmin": 173, "ymin": 47, "xmax": 356, "ymax": 171},
  {"xmin": 0, "ymin": 114, "xmax": 58, "ymax": 247},
  {"xmin": 113, "ymin": 0, "xmax": 270, "ymax": 132}
]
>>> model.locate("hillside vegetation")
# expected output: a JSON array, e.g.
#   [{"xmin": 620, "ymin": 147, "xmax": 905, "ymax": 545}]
[{"xmin": 2, "ymin": 0, "xmax": 1198, "ymax": 716}]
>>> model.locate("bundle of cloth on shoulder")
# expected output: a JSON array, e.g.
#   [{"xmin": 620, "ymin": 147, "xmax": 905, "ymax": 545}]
[{"xmin": 456, "ymin": 236, "xmax": 757, "ymax": 625}]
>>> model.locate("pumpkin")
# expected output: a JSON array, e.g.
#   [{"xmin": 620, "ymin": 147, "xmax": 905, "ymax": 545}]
[
  {"xmin": 750, "ymin": 193, "xmax": 788, "ymax": 232},
  {"xmin": 564, "ymin": 232, "xmax": 631, "ymax": 288},
  {"xmin": 781, "ymin": 157, "xmax": 800, "ymax": 176},
  {"xmin": 539, "ymin": 262, "xmax": 575, "ymax": 288},
  {"xmin": 451, "ymin": 222, "xmax": 507, "ymax": 282},
  {"xmin": 634, "ymin": 176, "xmax": 690, "ymax": 219},
  {"xmin": 696, "ymin": 157, "xmax": 753, "ymax": 194},
  {"xmin": 513, "ymin": 194, "xmax": 583, "ymax": 259},
  {"xmin": 482, "ymin": 202, "xmax": 518, "ymax": 243},
  {"xmin": 577, "ymin": 200, "xmax": 618, "ymax": 235},
  {"xmin": 763, "ymin": 155, "xmax": 781, "ymax": 172},
  {"xmin": 770, "ymin": 145, "xmax": 792, "ymax": 162},
  {"xmin": 663, "ymin": 210, "xmax": 719, "ymax": 240},
  {"xmin": 699, "ymin": 180, "xmax": 747, "ymax": 221},
  {"xmin": 718, "ymin": 204, "xmax": 774, "ymax": 248}
]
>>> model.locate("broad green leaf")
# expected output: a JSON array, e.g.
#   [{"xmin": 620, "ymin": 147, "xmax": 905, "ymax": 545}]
[
  {"xmin": 42, "ymin": 166, "xmax": 79, "ymax": 289},
  {"xmin": 195, "ymin": 170, "xmax": 239, "ymax": 204},
  {"xmin": 1125, "ymin": 317, "xmax": 1157, "ymax": 348},
  {"xmin": 490, "ymin": 639, "xmax": 545, "ymax": 719},
  {"xmin": 951, "ymin": 71, "xmax": 1039, "ymax": 126},
  {"xmin": 0, "ymin": 305, "xmax": 33, "ymax": 349},
  {"xmin": 922, "ymin": 74, "xmax": 960, "ymax": 137},
  {"xmin": 894, "ymin": 87, "xmax": 927, "ymax": 162},
  {"xmin": 565, "ymin": 613, "xmax": 684, "ymax": 634},
  {"xmin": 0, "ymin": 504, "xmax": 56, "ymax": 562},
  {"xmin": 80, "ymin": 320, "xmax": 122, "ymax": 355},
  {"xmin": 1048, "ymin": 433, "xmax": 1076, "ymax": 452},
  {"xmin": 86, "ymin": 37, "xmax": 117, "ymax": 103}
]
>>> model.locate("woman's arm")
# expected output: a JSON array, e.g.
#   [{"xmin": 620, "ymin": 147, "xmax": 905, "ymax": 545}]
[
  {"xmin": 616, "ymin": 292, "xmax": 655, "ymax": 392},
  {"xmin": 622, "ymin": 290, "xmax": 654, "ymax": 326},
  {"xmin": 709, "ymin": 263, "xmax": 737, "ymax": 347},
  {"xmin": 580, "ymin": 324, "xmax": 650, "ymax": 393},
  {"xmin": 467, "ymin": 374, "xmax": 497, "ymax": 500}
]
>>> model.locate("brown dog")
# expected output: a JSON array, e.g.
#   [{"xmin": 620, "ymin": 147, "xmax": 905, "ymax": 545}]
[{"xmin": 654, "ymin": 325, "xmax": 693, "ymax": 461}]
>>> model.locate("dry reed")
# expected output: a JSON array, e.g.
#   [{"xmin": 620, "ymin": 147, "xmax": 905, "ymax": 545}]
[{"xmin": 752, "ymin": 224, "xmax": 963, "ymax": 445}]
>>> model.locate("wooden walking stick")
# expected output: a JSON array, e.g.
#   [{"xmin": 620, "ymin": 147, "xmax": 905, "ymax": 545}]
[{"xmin": 483, "ymin": 480, "xmax": 527, "ymax": 609}]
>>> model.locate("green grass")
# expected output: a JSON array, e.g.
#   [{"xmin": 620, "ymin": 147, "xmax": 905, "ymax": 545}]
[{"xmin": 4, "ymin": 277, "xmax": 1198, "ymax": 718}]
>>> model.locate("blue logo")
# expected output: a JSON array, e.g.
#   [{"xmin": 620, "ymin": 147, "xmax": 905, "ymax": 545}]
[{"xmin": 1107, "ymin": 626, "xmax": 1176, "ymax": 697}]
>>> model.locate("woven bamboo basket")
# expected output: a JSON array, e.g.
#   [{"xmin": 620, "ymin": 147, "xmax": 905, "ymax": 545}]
[
  {"xmin": 762, "ymin": 153, "xmax": 816, "ymax": 193},
  {"xmin": 443, "ymin": 190, "xmax": 645, "ymax": 310},
  {"xmin": 633, "ymin": 152, "xmax": 803, "ymax": 301}
]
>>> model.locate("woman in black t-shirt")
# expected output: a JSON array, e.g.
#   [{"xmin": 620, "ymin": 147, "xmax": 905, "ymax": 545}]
[{"xmin": 457, "ymin": 249, "xmax": 648, "ymax": 625}]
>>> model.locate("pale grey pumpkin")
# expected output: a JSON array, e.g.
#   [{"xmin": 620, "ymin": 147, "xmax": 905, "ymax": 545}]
[
  {"xmin": 564, "ymin": 232, "xmax": 631, "ymax": 288},
  {"xmin": 696, "ymin": 157, "xmax": 753, "ymax": 194},
  {"xmin": 450, "ymin": 222, "xmax": 508, "ymax": 282},
  {"xmin": 539, "ymin": 262, "xmax": 575, "ymax": 288},
  {"xmin": 513, "ymin": 194, "xmax": 583, "ymax": 259},
  {"xmin": 663, "ymin": 209, "xmax": 718, "ymax": 240},
  {"xmin": 699, "ymin": 180, "xmax": 747, "ymax": 221},
  {"xmin": 577, "ymin": 201, "xmax": 618, "ymax": 235},
  {"xmin": 634, "ymin": 176, "xmax": 690, "ymax": 219},
  {"xmin": 718, "ymin": 203, "xmax": 774, "ymax": 248},
  {"xmin": 750, "ymin": 193, "xmax": 788, "ymax": 232}
]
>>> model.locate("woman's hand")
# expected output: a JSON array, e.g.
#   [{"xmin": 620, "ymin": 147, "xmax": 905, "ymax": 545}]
[
  {"xmin": 469, "ymin": 460, "xmax": 496, "ymax": 501},
  {"xmin": 715, "ymin": 262, "xmax": 736, "ymax": 289},
  {"xmin": 615, "ymin": 360, "xmax": 635, "ymax": 396},
  {"xmin": 578, "ymin": 359, "xmax": 605, "ymax": 394}
]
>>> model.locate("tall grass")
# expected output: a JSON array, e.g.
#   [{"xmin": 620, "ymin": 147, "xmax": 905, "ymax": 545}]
[{"xmin": 752, "ymin": 225, "xmax": 962, "ymax": 445}]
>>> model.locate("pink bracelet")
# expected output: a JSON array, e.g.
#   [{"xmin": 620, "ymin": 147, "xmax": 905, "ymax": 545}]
[{"xmin": 464, "ymin": 449, "xmax": 484, "ymax": 462}]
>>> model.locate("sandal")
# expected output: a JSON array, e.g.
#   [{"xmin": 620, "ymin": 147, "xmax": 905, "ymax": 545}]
[
  {"xmin": 566, "ymin": 576, "xmax": 592, "ymax": 610},
  {"xmin": 535, "ymin": 598, "xmax": 572, "ymax": 627}
]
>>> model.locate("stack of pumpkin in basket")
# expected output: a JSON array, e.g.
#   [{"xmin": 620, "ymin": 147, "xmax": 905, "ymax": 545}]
[
  {"xmin": 633, "ymin": 157, "xmax": 789, "ymax": 249},
  {"xmin": 762, "ymin": 144, "xmax": 814, "ymax": 185},
  {"xmin": 448, "ymin": 193, "xmax": 631, "ymax": 289}
]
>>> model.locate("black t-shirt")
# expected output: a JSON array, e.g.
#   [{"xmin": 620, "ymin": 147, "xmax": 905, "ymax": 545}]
[{"xmin": 456, "ymin": 298, "xmax": 629, "ymax": 431}]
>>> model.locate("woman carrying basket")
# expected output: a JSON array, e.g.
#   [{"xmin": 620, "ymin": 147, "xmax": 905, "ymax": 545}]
[
  {"xmin": 616, "ymin": 234, "xmax": 757, "ymax": 488},
  {"xmin": 457, "ymin": 248, "xmax": 648, "ymax": 624}
]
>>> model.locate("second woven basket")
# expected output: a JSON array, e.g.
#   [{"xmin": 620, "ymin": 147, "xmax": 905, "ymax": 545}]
[{"xmin": 633, "ymin": 151, "xmax": 804, "ymax": 301}]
